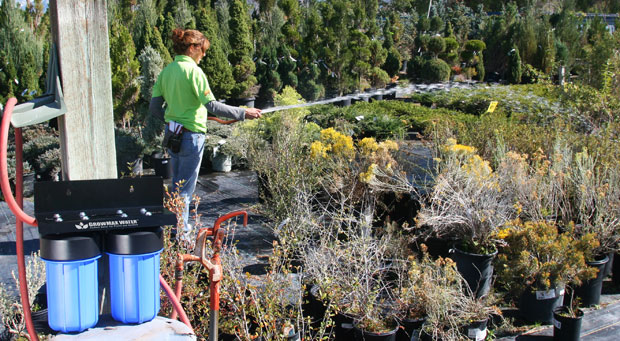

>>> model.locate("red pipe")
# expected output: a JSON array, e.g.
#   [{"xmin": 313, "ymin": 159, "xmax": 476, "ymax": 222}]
[
  {"xmin": 212, "ymin": 211, "xmax": 248, "ymax": 235},
  {"xmin": 160, "ymin": 274, "xmax": 194, "ymax": 333},
  {"xmin": 0, "ymin": 98, "xmax": 37, "ymax": 226},
  {"xmin": 0, "ymin": 99, "xmax": 38, "ymax": 341}
]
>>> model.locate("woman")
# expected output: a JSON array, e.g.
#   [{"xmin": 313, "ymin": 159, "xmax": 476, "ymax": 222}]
[{"xmin": 149, "ymin": 28, "xmax": 261, "ymax": 236}]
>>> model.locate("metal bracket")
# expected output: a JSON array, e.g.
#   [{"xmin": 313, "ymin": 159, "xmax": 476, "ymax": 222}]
[{"xmin": 10, "ymin": 43, "xmax": 67, "ymax": 128}]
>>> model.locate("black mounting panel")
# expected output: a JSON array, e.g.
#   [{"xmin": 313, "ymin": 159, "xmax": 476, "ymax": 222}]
[{"xmin": 34, "ymin": 177, "xmax": 177, "ymax": 236}]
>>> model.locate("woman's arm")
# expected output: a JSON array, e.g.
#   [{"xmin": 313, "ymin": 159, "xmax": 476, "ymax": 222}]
[{"xmin": 205, "ymin": 101, "xmax": 262, "ymax": 121}]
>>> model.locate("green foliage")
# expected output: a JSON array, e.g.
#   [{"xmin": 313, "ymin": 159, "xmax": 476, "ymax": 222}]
[
  {"xmin": 23, "ymin": 134, "xmax": 59, "ymax": 175},
  {"xmin": 138, "ymin": 46, "xmax": 165, "ymax": 151},
  {"xmin": 507, "ymin": 46, "xmax": 522, "ymax": 84},
  {"xmin": 228, "ymin": 0, "xmax": 258, "ymax": 98},
  {"xmin": 196, "ymin": 7, "xmax": 234, "ymax": 99},
  {"xmin": 0, "ymin": 0, "xmax": 45, "ymax": 104},
  {"xmin": 417, "ymin": 16, "xmax": 430, "ymax": 32},
  {"xmin": 414, "ymin": 34, "xmax": 430, "ymax": 53},
  {"xmin": 133, "ymin": 0, "xmax": 159, "ymax": 53},
  {"xmin": 110, "ymin": 20, "xmax": 141, "ymax": 127},
  {"xmin": 421, "ymin": 58, "xmax": 451, "ymax": 82},
  {"xmin": 114, "ymin": 128, "xmax": 146, "ymax": 177},
  {"xmin": 35, "ymin": 148, "xmax": 61, "ymax": 181},
  {"xmin": 383, "ymin": 46, "xmax": 402, "ymax": 78},
  {"xmin": 496, "ymin": 220, "xmax": 598, "ymax": 295},
  {"xmin": 428, "ymin": 36, "xmax": 446, "ymax": 57},
  {"xmin": 151, "ymin": 26, "xmax": 173, "ymax": 65},
  {"xmin": 430, "ymin": 16, "xmax": 443, "ymax": 33},
  {"xmin": 464, "ymin": 39, "xmax": 486, "ymax": 53},
  {"xmin": 521, "ymin": 63, "xmax": 548, "ymax": 84}
]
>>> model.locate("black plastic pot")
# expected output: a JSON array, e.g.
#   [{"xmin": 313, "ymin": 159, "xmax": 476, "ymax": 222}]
[
  {"xmin": 449, "ymin": 246, "xmax": 497, "ymax": 298},
  {"xmin": 519, "ymin": 286, "xmax": 565, "ymax": 324},
  {"xmin": 334, "ymin": 313, "xmax": 355, "ymax": 340},
  {"xmin": 603, "ymin": 251, "xmax": 614, "ymax": 278},
  {"xmin": 613, "ymin": 253, "xmax": 620, "ymax": 286},
  {"xmin": 351, "ymin": 96, "xmax": 370, "ymax": 104},
  {"xmin": 230, "ymin": 97, "xmax": 256, "ymax": 108},
  {"xmin": 219, "ymin": 333, "xmax": 236, "ymax": 341},
  {"xmin": 576, "ymin": 254, "xmax": 609, "ymax": 306},
  {"xmin": 463, "ymin": 319, "xmax": 488, "ymax": 340},
  {"xmin": 371, "ymin": 93, "xmax": 384, "ymax": 101},
  {"xmin": 336, "ymin": 97, "xmax": 352, "ymax": 107},
  {"xmin": 383, "ymin": 89, "xmax": 397, "ymax": 100},
  {"xmin": 151, "ymin": 152, "xmax": 172, "ymax": 179},
  {"xmin": 353, "ymin": 321, "xmax": 399, "ymax": 341},
  {"xmin": 308, "ymin": 284, "xmax": 328, "ymax": 324},
  {"xmin": 552, "ymin": 306, "xmax": 583, "ymax": 341},
  {"xmin": 396, "ymin": 317, "xmax": 425, "ymax": 341}
]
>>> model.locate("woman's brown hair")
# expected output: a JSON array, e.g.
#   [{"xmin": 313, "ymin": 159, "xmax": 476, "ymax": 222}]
[{"xmin": 171, "ymin": 28, "xmax": 210, "ymax": 55}]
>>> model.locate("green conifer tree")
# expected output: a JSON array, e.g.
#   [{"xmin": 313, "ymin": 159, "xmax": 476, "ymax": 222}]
[
  {"xmin": 152, "ymin": 26, "xmax": 173, "ymax": 65},
  {"xmin": 228, "ymin": 0, "xmax": 258, "ymax": 98},
  {"xmin": 507, "ymin": 46, "xmax": 522, "ymax": 84},
  {"xmin": 196, "ymin": 7, "xmax": 234, "ymax": 99},
  {"xmin": 110, "ymin": 20, "xmax": 141, "ymax": 128},
  {"xmin": 161, "ymin": 12, "xmax": 176, "ymax": 56},
  {"xmin": 297, "ymin": 5, "xmax": 324, "ymax": 100}
]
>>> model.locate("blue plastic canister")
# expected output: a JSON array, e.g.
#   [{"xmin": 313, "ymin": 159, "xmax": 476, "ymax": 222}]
[
  {"xmin": 40, "ymin": 234, "xmax": 101, "ymax": 333},
  {"xmin": 106, "ymin": 227, "xmax": 163, "ymax": 324}
]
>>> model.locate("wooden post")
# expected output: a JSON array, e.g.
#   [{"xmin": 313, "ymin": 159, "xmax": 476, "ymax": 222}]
[{"xmin": 49, "ymin": 0, "xmax": 117, "ymax": 180}]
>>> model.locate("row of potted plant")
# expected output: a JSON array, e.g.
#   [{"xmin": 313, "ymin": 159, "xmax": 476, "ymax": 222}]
[{"xmin": 154, "ymin": 83, "xmax": 619, "ymax": 340}]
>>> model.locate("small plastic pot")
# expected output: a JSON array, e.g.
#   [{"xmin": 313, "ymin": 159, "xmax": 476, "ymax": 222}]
[
  {"xmin": 353, "ymin": 320, "xmax": 399, "ymax": 341},
  {"xmin": 552, "ymin": 306, "xmax": 583, "ymax": 341},
  {"xmin": 396, "ymin": 317, "xmax": 425, "ymax": 341}
]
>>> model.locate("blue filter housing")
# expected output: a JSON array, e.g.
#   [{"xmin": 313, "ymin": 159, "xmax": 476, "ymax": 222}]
[
  {"xmin": 106, "ymin": 227, "xmax": 164, "ymax": 324},
  {"xmin": 40, "ymin": 234, "xmax": 101, "ymax": 333}
]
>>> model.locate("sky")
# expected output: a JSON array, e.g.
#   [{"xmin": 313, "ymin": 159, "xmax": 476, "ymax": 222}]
[{"xmin": 14, "ymin": 0, "xmax": 49, "ymax": 9}]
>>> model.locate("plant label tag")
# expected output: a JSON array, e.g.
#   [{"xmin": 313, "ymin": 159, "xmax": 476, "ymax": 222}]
[
  {"xmin": 467, "ymin": 327, "xmax": 487, "ymax": 341},
  {"xmin": 486, "ymin": 101, "xmax": 498, "ymax": 113},
  {"xmin": 355, "ymin": 115, "xmax": 364, "ymax": 121},
  {"xmin": 536, "ymin": 289, "xmax": 556, "ymax": 300},
  {"xmin": 341, "ymin": 323, "xmax": 353, "ymax": 329},
  {"xmin": 553, "ymin": 318, "xmax": 561, "ymax": 329}
]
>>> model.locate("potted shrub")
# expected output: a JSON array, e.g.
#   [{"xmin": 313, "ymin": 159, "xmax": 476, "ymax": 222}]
[
  {"xmin": 496, "ymin": 220, "xmax": 598, "ymax": 324},
  {"xmin": 203, "ymin": 120, "xmax": 248, "ymax": 173},
  {"xmin": 416, "ymin": 252, "xmax": 497, "ymax": 341},
  {"xmin": 567, "ymin": 148, "xmax": 620, "ymax": 305},
  {"xmin": 303, "ymin": 222, "xmax": 397, "ymax": 340},
  {"xmin": 552, "ymin": 290, "xmax": 584, "ymax": 341},
  {"xmin": 115, "ymin": 128, "xmax": 147, "ymax": 177},
  {"xmin": 415, "ymin": 139, "xmax": 517, "ymax": 297}
]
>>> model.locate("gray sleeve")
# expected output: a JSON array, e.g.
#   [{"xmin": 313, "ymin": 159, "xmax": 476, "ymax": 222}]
[
  {"xmin": 149, "ymin": 96, "xmax": 166, "ymax": 122},
  {"xmin": 205, "ymin": 101, "xmax": 246, "ymax": 121}
]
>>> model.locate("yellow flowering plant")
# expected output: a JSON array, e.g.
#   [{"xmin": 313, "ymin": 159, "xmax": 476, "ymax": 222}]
[
  {"xmin": 415, "ymin": 139, "xmax": 517, "ymax": 254},
  {"xmin": 309, "ymin": 128, "xmax": 407, "ymax": 205},
  {"xmin": 495, "ymin": 220, "xmax": 598, "ymax": 296}
]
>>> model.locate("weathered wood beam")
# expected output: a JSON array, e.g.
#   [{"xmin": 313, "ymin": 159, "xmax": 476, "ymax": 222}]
[{"xmin": 49, "ymin": 0, "xmax": 117, "ymax": 180}]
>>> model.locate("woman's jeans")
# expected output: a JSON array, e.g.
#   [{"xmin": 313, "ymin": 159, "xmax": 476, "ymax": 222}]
[{"xmin": 169, "ymin": 131, "xmax": 205, "ymax": 233}]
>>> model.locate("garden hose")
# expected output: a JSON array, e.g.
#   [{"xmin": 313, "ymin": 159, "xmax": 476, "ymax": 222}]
[{"xmin": 0, "ymin": 97, "xmax": 39, "ymax": 341}]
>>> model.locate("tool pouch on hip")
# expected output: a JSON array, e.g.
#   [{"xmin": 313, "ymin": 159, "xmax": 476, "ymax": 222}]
[{"xmin": 163, "ymin": 129, "xmax": 182, "ymax": 153}]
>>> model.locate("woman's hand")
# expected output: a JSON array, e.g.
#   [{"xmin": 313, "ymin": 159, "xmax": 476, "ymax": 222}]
[{"xmin": 244, "ymin": 108, "xmax": 262, "ymax": 120}]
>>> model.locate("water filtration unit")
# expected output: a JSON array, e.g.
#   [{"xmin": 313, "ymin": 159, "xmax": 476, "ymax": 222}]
[{"xmin": 34, "ymin": 177, "xmax": 176, "ymax": 332}]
